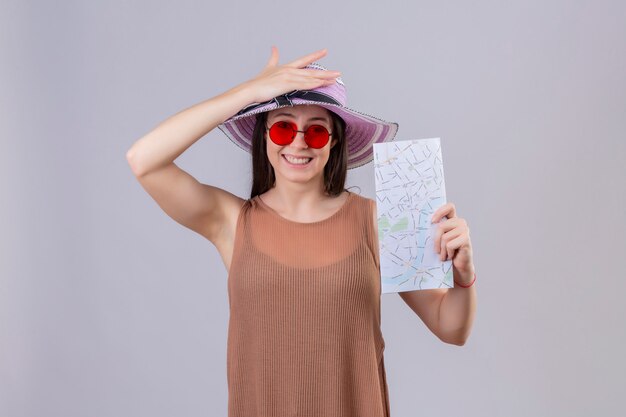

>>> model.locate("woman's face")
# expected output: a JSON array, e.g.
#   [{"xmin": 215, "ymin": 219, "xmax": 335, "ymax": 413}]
[{"xmin": 265, "ymin": 104, "xmax": 337, "ymax": 188}]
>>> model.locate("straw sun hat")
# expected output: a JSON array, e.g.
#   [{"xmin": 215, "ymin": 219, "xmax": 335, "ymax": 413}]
[{"xmin": 217, "ymin": 62, "xmax": 399, "ymax": 169}]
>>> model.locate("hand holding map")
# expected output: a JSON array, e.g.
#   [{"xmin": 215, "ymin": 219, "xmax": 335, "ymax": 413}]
[{"xmin": 373, "ymin": 138, "xmax": 454, "ymax": 293}]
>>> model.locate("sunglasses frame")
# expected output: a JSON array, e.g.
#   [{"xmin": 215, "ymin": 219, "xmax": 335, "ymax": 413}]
[{"xmin": 265, "ymin": 121, "xmax": 333, "ymax": 149}]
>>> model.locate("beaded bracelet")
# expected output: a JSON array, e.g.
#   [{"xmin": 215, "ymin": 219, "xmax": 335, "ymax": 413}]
[{"xmin": 454, "ymin": 272, "xmax": 476, "ymax": 288}]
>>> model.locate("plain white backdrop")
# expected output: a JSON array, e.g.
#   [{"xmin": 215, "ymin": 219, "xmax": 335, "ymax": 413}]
[{"xmin": 1, "ymin": 1, "xmax": 625, "ymax": 416}]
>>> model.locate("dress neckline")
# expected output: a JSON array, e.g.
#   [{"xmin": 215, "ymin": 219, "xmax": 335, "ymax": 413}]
[{"xmin": 254, "ymin": 191, "xmax": 353, "ymax": 226}]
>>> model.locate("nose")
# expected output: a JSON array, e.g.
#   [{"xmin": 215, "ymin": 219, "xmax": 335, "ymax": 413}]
[{"xmin": 291, "ymin": 130, "xmax": 309, "ymax": 149}]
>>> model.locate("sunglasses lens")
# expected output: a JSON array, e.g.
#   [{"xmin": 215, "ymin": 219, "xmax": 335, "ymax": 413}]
[
  {"xmin": 268, "ymin": 121, "xmax": 296, "ymax": 145},
  {"xmin": 305, "ymin": 125, "xmax": 330, "ymax": 148},
  {"xmin": 268, "ymin": 121, "xmax": 330, "ymax": 148}
]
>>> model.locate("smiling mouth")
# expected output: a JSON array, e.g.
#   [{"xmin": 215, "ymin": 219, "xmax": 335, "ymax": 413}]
[{"xmin": 282, "ymin": 154, "xmax": 313, "ymax": 165}]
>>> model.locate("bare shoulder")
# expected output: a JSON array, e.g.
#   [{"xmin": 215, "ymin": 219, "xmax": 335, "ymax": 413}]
[
  {"xmin": 203, "ymin": 186, "xmax": 246, "ymax": 244},
  {"xmin": 200, "ymin": 186, "xmax": 246, "ymax": 272},
  {"xmin": 128, "ymin": 159, "xmax": 245, "ymax": 271},
  {"xmin": 129, "ymin": 161, "xmax": 246, "ymax": 245},
  {"xmin": 222, "ymin": 188, "xmax": 247, "ymax": 232}
]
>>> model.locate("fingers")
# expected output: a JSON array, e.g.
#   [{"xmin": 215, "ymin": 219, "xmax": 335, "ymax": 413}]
[
  {"xmin": 296, "ymin": 69, "xmax": 342, "ymax": 84},
  {"xmin": 299, "ymin": 68, "xmax": 341, "ymax": 77},
  {"xmin": 265, "ymin": 45, "xmax": 279, "ymax": 68},
  {"xmin": 433, "ymin": 217, "xmax": 468, "ymax": 261},
  {"xmin": 436, "ymin": 224, "xmax": 462, "ymax": 261},
  {"xmin": 445, "ymin": 234, "xmax": 468, "ymax": 261},
  {"xmin": 286, "ymin": 70, "xmax": 342, "ymax": 90},
  {"xmin": 286, "ymin": 48, "xmax": 328, "ymax": 68},
  {"xmin": 431, "ymin": 203, "xmax": 471, "ymax": 262},
  {"xmin": 297, "ymin": 75, "xmax": 334, "ymax": 90},
  {"xmin": 433, "ymin": 217, "xmax": 448, "ymax": 254},
  {"xmin": 268, "ymin": 46, "xmax": 340, "ymax": 81},
  {"xmin": 431, "ymin": 203, "xmax": 456, "ymax": 223},
  {"xmin": 252, "ymin": 47, "xmax": 340, "ymax": 102}
]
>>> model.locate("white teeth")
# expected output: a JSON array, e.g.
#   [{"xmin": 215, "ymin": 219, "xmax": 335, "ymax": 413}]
[{"xmin": 284, "ymin": 155, "xmax": 312, "ymax": 165}]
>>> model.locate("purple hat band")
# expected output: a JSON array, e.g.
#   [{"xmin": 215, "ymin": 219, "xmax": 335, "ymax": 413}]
[{"xmin": 217, "ymin": 62, "xmax": 399, "ymax": 170}]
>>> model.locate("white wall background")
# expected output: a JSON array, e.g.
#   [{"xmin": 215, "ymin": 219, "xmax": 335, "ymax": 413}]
[{"xmin": 1, "ymin": 1, "xmax": 625, "ymax": 416}]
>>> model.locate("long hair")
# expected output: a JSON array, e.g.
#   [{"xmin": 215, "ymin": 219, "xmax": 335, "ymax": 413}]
[{"xmin": 249, "ymin": 107, "xmax": 348, "ymax": 199}]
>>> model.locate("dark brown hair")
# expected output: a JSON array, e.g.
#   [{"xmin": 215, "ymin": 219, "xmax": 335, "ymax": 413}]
[{"xmin": 249, "ymin": 107, "xmax": 348, "ymax": 199}]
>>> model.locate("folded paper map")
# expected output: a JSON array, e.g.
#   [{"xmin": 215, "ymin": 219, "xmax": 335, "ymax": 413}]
[{"xmin": 373, "ymin": 138, "xmax": 454, "ymax": 293}]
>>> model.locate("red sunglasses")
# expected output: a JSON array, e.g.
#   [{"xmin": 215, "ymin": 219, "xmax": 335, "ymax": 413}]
[{"xmin": 266, "ymin": 121, "xmax": 333, "ymax": 149}]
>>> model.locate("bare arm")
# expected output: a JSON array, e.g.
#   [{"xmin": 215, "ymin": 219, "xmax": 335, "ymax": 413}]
[
  {"xmin": 125, "ymin": 83, "xmax": 254, "ymax": 177},
  {"xmin": 370, "ymin": 199, "xmax": 477, "ymax": 346},
  {"xmin": 125, "ymin": 47, "xmax": 342, "ymax": 247},
  {"xmin": 124, "ymin": 82, "xmax": 254, "ymax": 244},
  {"xmin": 437, "ymin": 268, "xmax": 477, "ymax": 345},
  {"xmin": 398, "ymin": 275, "xmax": 476, "ymax": 346}
]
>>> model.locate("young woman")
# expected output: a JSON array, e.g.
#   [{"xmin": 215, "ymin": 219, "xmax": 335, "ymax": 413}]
[{"xmin": 126, "ymin": 47, "xmax": 477, "ymax": 417}]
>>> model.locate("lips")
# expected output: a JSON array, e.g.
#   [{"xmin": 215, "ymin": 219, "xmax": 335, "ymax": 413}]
[{"xmin": 282, "ymin": 154, "xmax": 313, "ymax": 165}]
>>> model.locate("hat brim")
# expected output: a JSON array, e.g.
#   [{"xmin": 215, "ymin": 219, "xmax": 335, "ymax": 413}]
[{"xmin": 217, "ymin": 98, "xmax": 398, "ymax": 170}]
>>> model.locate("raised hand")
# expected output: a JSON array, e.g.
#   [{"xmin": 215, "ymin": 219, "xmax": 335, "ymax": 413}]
[{"xmin": 242, "ymin": 46, "xmax": 342, "ymax": 104}]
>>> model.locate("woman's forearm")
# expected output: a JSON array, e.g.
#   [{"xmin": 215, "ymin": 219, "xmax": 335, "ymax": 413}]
[
  {"xmin": 438, "ymin": 269, "xmax": 477, "ymax": 345},
  {"xmin": 126, "ymin": 82, "xmax": 255, "ymax": 176}
]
